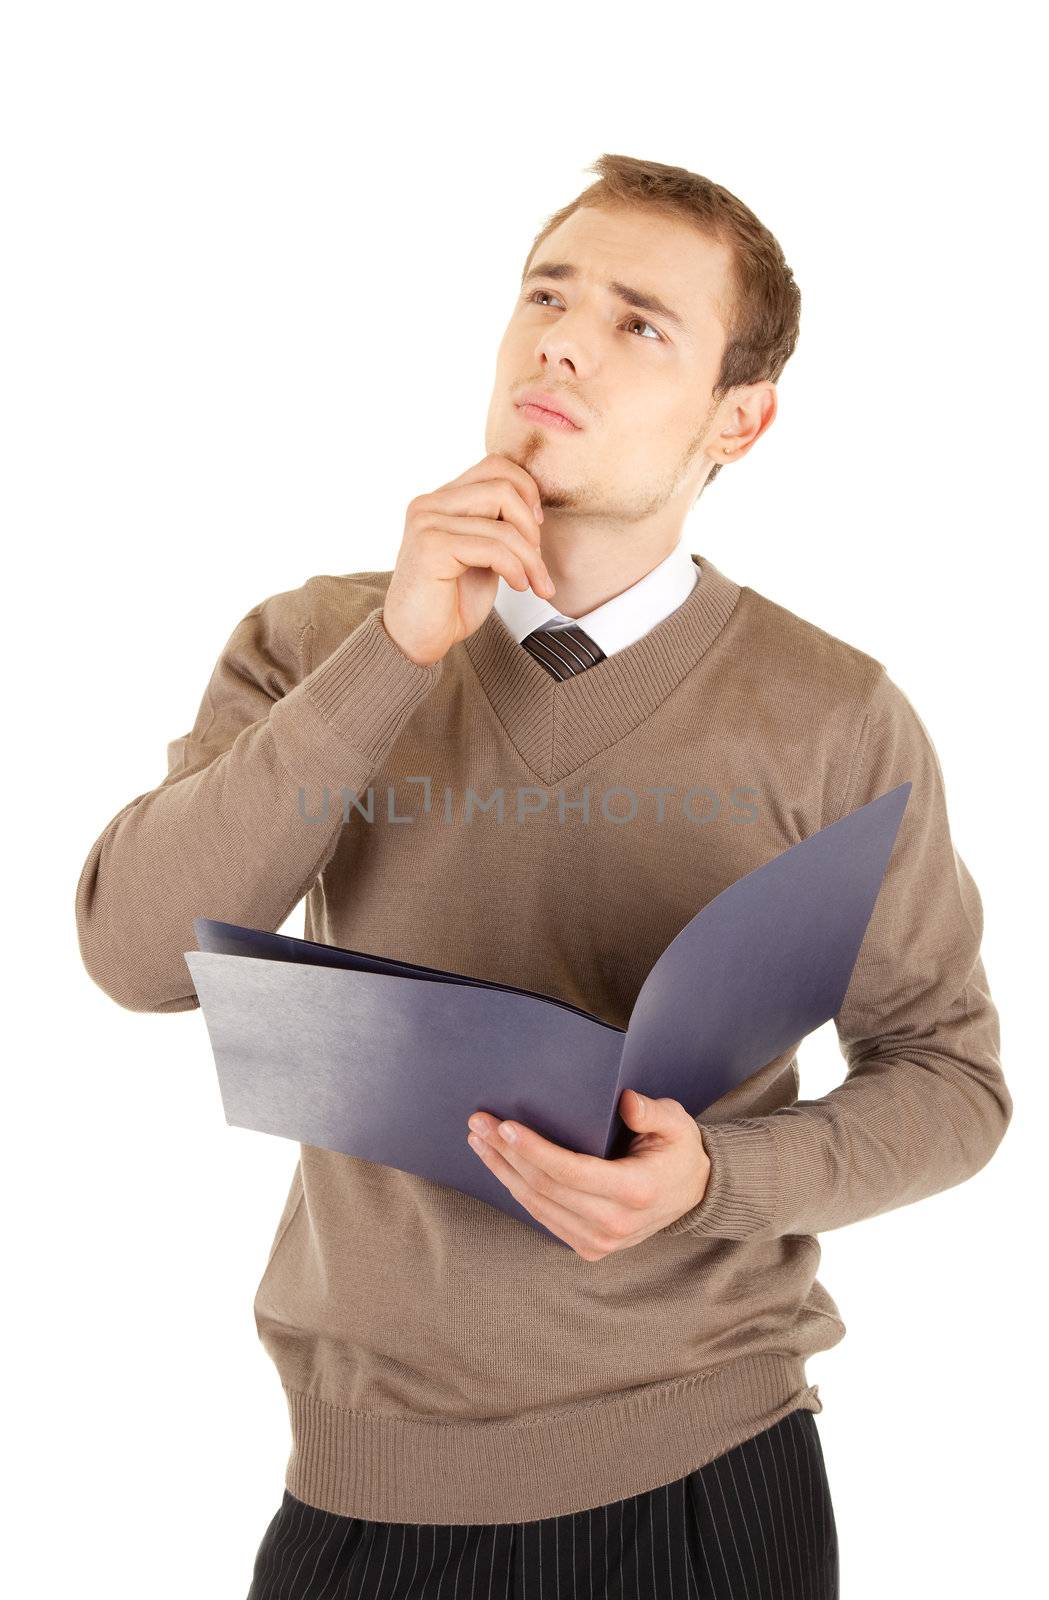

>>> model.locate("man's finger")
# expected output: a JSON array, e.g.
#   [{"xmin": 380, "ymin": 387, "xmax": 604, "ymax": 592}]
[
  {"xmin": 468, "ymin": 1131, "xmax": 624, "ymax": 1253},
  {"xmin": 469, "ymin": 1125, "xmax": 644, "ymax": 1225},
  {"xmin": 482, "ymin": 1118, "xmax": 640, "ymax": 1204}
]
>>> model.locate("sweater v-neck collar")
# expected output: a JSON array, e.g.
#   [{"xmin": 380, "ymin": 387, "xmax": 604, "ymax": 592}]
[{"xmin": 462, "ymin": 552, "xmax": 742, "ymax": 785}]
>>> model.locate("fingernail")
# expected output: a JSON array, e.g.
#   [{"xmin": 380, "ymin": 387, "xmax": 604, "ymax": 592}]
[
  {"xmin": 499, "ymin": 1122, "xmax": 517, "ymax": 1141},
  {"xmin": 534, "ymin": 505, "xmax": 544, "ymax": 522}
]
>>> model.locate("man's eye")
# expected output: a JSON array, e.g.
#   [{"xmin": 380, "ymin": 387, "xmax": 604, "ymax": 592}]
[{"xmin": 523, "ymin": 289, "xmax": 662, "ymax": 342}]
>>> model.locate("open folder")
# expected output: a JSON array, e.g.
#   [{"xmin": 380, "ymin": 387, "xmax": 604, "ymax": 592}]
[{"xmin": 184, "ymin": 781, "xmax": 911, "ymax": 1246}]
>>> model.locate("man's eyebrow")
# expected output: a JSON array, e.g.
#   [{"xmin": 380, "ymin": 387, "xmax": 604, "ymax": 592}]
[{"xmin": 521, "ymin": 260, "xmax": 689, "ymax": 332}]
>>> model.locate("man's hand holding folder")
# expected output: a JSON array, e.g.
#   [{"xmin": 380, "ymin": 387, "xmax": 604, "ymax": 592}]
[{"xmin": 466, "ymin": 1088, "xmax": 711, "ymax": 1260}]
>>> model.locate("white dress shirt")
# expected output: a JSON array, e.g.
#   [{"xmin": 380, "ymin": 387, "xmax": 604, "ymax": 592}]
[{"xmin": 492, "ymin": 538, "xmax": 700, "ymax": 658}]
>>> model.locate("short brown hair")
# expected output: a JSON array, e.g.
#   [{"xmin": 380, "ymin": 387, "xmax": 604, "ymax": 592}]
[{"xmin": 521, "ymin": 153, "xmax": 801, "ymax": 490}]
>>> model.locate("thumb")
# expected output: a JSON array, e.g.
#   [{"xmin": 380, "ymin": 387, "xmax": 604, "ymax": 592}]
[{"xmin": 621, "ymin": 1088, "xmax": 656, "ymax": 1125}]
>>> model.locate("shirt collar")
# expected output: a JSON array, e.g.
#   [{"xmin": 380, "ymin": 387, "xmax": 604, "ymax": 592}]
[{"xmin": 493, "ymin": 538, "xmax": 700, "ymax": 658}]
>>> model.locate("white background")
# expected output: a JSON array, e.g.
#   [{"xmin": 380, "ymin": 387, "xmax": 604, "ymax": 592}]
[{"xmin": 4, "ymin": 2, "xmax": 1043, "ymax": 1595}]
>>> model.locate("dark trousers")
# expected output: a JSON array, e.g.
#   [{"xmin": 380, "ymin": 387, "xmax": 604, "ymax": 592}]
[{"xmin": 246, "ymin": 1406, "xmax": 838, "ymax": 1599}]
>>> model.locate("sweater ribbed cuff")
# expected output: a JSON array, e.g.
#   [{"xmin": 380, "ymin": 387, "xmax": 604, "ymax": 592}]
[
  {"xmin": 303, "ymin": 606, "xmax": 443, "ymax": 760},
  {"xmin": 663, "ymin": 1117, "xmax": 780, "ymax": 1241},
  {"xmin": 269, "ymin": 606, "xmax": 443, "ymax": 786}
]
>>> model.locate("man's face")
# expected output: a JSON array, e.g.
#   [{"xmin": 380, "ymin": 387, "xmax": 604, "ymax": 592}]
[{"xmin": 485, "ymin": 205, "xmax": 736, "ymax": 522}]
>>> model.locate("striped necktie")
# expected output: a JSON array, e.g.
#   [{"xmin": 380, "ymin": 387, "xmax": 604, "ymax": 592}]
[{"xmin": 520, "ymin": 621, "xmax": 607, "ymax": 680}]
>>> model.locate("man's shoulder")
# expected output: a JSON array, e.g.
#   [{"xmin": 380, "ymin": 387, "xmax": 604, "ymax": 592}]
[
  {"xmin": 246, "ymin": 569, "xmax": 395, "ymax": 674},
  {"xmin": 300, "ymin": 568, "xmax": 395, "ymax": 628},
  {"xmin": 736, "ymin": 576, "xmax": 887, "ymax": 712}
]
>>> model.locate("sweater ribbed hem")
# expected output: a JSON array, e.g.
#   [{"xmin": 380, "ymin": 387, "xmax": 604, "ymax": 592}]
[{"xmin": 278, "ymin": 1352, "xmax": 821, "ymax": 1525}]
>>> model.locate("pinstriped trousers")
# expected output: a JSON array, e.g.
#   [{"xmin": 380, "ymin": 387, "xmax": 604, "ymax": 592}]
[{"xmin": 245, "ymin": 1406, "xmax": 838, "ymax": 1599}]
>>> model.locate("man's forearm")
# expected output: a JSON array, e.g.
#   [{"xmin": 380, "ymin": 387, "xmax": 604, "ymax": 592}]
[
  {"xmin": 668, "ymin": 666, "xmax": 1012, "ymax": 1245},
  {"xmin": 667, "ymin": 952, "xmax": 1010, "ymax": 1241}
]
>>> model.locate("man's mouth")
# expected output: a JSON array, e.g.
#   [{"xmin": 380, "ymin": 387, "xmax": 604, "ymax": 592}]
[
  {"xmin": 516, "ymin": 402, "xmax": 582, "ymax": 433},
  {"xmin": 514, "ymin": 389, "xmax": 585, "ymax": 430}
]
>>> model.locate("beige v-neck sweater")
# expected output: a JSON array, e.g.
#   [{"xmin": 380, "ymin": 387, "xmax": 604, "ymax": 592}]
[{"xmin": 75, "ymin": 553, "xmax": 1012, "ymax": 1525}]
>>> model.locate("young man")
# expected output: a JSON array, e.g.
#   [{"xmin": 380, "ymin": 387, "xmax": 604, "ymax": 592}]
[{"xmin": 76, "ymin": 155, "xmax": 1011, "ymax": 1600}]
